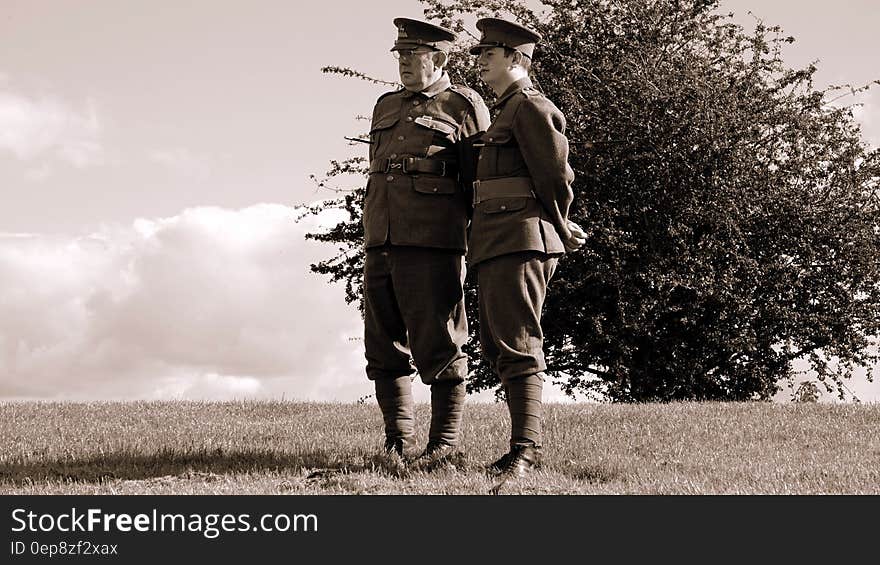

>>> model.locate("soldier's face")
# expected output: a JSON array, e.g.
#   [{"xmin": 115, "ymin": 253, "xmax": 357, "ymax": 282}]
[
  {"xmin": 477, "ymin": 47, "xmax": 512, "ymax": 86},
  {"xmin": 397, "ymin": 48, "xmax": 440, "ymax": 92}
]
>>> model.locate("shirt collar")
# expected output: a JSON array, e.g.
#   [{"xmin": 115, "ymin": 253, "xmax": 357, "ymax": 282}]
[
  {"xmin": 491, "ymin": 76, "xmax": 533, "ymax": 109},
  {"xmin": 401, "ymin": 72, "xmax": 451, "ymax": 99}
]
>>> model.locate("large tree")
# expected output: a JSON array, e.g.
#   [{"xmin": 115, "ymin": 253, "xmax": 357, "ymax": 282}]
[{"xmin": 304, "ymin": 0, "xmax": 880, "ymax": 402}]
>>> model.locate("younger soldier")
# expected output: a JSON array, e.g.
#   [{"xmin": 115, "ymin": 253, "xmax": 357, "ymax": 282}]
[
  {"xmin": 468, "ymin": 18, "xmax": 585, "ymax": 488},
  {"xmin": 364, "ymin": 18, "xmax": 490, "ymax": 464}
]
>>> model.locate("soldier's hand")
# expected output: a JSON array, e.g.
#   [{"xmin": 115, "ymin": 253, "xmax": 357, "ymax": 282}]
[{"xmin": 564, "ymin": 220, "xmax": 587, "ymax": 252}]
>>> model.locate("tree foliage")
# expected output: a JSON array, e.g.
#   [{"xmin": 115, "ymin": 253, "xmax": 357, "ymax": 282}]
[{"xmin": 304, "ymin": 0, "xmax": 880, "ymax": 402}]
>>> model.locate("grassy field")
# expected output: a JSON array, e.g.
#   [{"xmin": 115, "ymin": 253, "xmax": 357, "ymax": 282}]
[{"xmin": 1, "ymin": 401, "xmax": 878, "ymax": 494}]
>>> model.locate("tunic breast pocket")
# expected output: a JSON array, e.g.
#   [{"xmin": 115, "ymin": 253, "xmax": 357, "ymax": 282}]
[
  {"xmin": 479, "ymin": 130, "xmax": 520, "ymax": 175},
  {"xmin": 369, "ymin": 112, "xmax": 401, "ymax": 154}
]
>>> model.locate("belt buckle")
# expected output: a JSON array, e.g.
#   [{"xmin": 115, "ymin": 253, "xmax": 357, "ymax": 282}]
[
  {"xmin": 385, "ymin": 160, "xmax": 402, "ymax": 173},
  {"xmin": 440, "ymin": 161, "xmax": 446, "ymax": 177},
  {"xmin": 472, "ymin": 180, "xmax": 480, "ymax": 206},
  {"xmin": 401, "ymin": 157, "xmax": 411, "ymax": 174}
]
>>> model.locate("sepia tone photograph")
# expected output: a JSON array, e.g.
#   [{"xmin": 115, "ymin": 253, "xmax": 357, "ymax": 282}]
[{"xmin": 2, "ymin": 0, "xmax": 879, "ymax": 500}]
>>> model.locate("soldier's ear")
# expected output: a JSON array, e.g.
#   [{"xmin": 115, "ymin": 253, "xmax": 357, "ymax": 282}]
[
  {"xmin": 432, "ymin": 50, "xmax": 449, "ymax": 69},
  {"xmin": 511, "ymin": 50, "xmax": 525, "ymax": 68}
]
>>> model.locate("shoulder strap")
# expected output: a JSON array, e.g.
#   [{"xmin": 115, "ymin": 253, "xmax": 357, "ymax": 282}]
[
  {"xmin": 376, "ymin": 87, "xmax": 406, "ymax": 104},
  {"xmin": 449, "ymin": 84, "xmax": 487, "ymax": 113},
  {"xmin": 521, "ymin": 86, "xmax": 543, "ymax": 98}
]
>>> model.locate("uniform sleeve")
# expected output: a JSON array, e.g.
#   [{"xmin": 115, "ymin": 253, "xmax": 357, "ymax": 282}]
[
  {"xmin": 456, "ymin": 95, "xmax": 491, "ymax": 212},
  {"xmin": 368, "ymin": 103, "xmax": 380, "ymax": 164},
  {"xmin": 513, "ymin": 96, "xmax": 575, "ymax": 241},
  {"xmin": 460, "ymin": 95, "xmax": 491, "ymax": 138}
]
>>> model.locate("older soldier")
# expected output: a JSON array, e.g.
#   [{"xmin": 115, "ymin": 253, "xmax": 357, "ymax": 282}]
[
  {"xmin": 364, "ymin": 18, "xmax": 490, "ymax": 464},
  {"xmin": 468, "ymin": 18, "xmax": 585, "ymax": 486}
]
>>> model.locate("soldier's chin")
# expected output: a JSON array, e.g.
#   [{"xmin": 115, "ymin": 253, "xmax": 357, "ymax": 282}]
[{"xmin": 400, "ymin": 75, "xmax": 424, "ymax": 91}]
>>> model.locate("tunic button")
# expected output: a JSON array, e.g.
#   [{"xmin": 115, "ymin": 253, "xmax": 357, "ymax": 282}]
[
  {"xmin": 398, "ymin": 135, "xmax": 405, "ymax": 141},
  {"xmin": 413, "ymin": 100, "xmax": 420, "ymax": 106},
  {"xmin": 488, "ymin": 137, "xmax": 494, "ymax": 141},
  {"xmin": 390, "ymin": 153, "xmax": 397, "ymax": 159},
  {"xmin": 406, "ymin": 116, "xmax": 413, "ymax": 121},
  {"xmin": 500, "ymin": 205, "xmax": 507, "ymax": 210},
  {"xmin": 478, "ymin": 155, "xmax": 483, "ymax": 160},
  {"xmin": 387, "ymin": 175, "xmax": 394, "ymax": 181},
  {"xmin": 433, "ymin": 187, "xmax": 438, "ymax": 192}
]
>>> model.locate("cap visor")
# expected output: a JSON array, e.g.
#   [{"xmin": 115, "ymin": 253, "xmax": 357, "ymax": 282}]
[
  {"xmin": 392, "ymin": 42, "xmax": 437, "ymax": 51},
  {"xmin": 469, "ymin": 43, "xmax": 499, "ymax": 55}
]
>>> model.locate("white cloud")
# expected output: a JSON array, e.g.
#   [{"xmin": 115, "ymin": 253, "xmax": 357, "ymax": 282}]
[
  {"xmin": 0, "ymin": 203, "xmax": 373, "ymax": 401},
  {"xmin": 0, "ymin": 88, "xmax": 103, "ymax": 168}
]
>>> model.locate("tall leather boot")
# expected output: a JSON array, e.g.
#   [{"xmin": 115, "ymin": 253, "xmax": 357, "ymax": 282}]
[{"xmin": 374, "ymin": 376, "xmax": 415, "ymax": 457}]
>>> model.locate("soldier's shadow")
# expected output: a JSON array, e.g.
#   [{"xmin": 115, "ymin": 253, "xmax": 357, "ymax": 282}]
[{"xmin": 0, "ymin": 447, "xmax": 375, "ymax": 485}]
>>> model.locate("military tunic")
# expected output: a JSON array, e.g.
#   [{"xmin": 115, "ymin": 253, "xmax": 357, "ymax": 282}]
[
  {"xmin": 364, "ymin": 72, "xmax": 489, "ymax": 250},
  {"xmin": 469, "ymin": 77, "xmax": 574, "ymax": 382},
  {"xmin": 363, "ymin": 72, "xmax": 490, "ymax": 385}
]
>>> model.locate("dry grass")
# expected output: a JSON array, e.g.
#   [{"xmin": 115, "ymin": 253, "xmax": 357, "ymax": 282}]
[{"xmin": 1, "ymin": 401, "xmax": 878, "ymax": 494}]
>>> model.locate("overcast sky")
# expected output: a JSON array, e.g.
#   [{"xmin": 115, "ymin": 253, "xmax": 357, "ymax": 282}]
[{"xmin": 1, "ymin": 0, "xmax": 878, "ymax": 402}]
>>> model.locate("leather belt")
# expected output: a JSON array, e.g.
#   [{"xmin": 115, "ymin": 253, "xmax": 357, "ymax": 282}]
[
  {"xmin": 472, "ymin": 177, "xmax": 536, "ymax": 205},
  {"xmin": 369, "ymin": 157, "xmax": 458, "ymax": 177}
]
